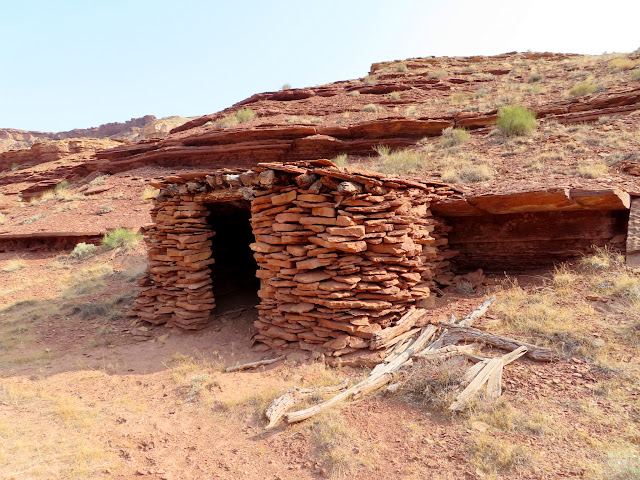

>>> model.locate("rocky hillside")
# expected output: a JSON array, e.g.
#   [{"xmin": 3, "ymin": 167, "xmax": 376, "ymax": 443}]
[
  {"xmin": 0, "ymin": 115, "xmax": 193, "ymax": 153},
  {"xmin": 93, "ymin": 51, "xmax": 640, "ymax": 196}
]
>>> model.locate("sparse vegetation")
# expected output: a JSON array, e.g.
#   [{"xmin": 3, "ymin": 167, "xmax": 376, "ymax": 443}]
[
  {"xmin": 527, "ymin": 72, "xmax": 544, "ymax": 83},
  {"xmin": 439, "ymin": 127, "xmax": 470, "ymax": 148},
  {"xmin": 374, "ymin": 146, "xmax": 425, "ymax": 175},
  {"xmin": 2, "ymin": 260, "xmax": 26, "ymax": 273},
  {"xmin": 396, "ymin": 63, "xmax": 408, "ymax": 72},
  {"xmin": 309, "ymin": 410, "xmax": 359, "ymax": 478},
  {"xmin": 363, "ymin": 75, "xmax": 377, "ymax": 85},
  {"xmin": 347, "ymin": 90, "xmax": 360, "ymax": 96},
  {"xmin": 609, "ymin": 57, "xmax": 638, "ymax": 71},
  {"xmin": 400, "ymin": 357, "xmax": 467, "ymax": 410},
  {"xmin": 18, "ymin": 213, "xmax": 47, "ymax": 225},
  {"xmin": 102, "ymin": 228, "xmax": 142, "ymax": 251},
  {"xmin": 470, "ymin": 435, "xmax": 531, "ymax": 474},
  {"xmin": 496, "ymin": 105, "xmax": 537, "ymax": 136},
  {"xmin": 428, "ymin": 69, "xmax": 447, "ymax": 80},
  {"xmin": 70, "ymin": 242, "xmax": 98, "ymax": 260},
  {"xmin": 333, "ymin": 154, "xmax": 348, "ymax": 167},
  {"xmin": 362, "ymin": 103, "xmax": 384, "ymax": 113},
  {"xmin": 141, "ymin": 185, "xmax": 159, "ymax": 201},
  {"xmin": 235, "ymin": 108, "xmax": 257, "ymax": 123},
  {"xmin": 389, "ymin": 91, "xmax": 401, "ymax": 101},
  {"xmin": 441, "ymin": 162, "xmax": 493, "ymax": 183},
  {"xmin": 569, "ymin": 81, "xmax": 598, "ymax": 97},
  {"xmin": 281, "ymin": 83, "xmax": 291, "ymax": 90},
  {"xmin": 631, "ymin": 69, "xmax": 640, "ymax": 81}
]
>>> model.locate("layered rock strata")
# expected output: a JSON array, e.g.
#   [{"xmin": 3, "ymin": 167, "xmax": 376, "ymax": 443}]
[{"xmin": 132, "ymin": 161, "xmax": 455, "ymax": 355}]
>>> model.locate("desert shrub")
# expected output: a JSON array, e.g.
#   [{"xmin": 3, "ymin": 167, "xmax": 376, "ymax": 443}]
[
  {"xmin": 401, "ymin": 357, "xmax": 467, "ymax": 410},
  {"xmin": 581, "ymin": 246, "xmax": 624, "ymax": 272},
  {"xmin": 496, "ymin": 105, "xmax": 537, "ymax": 136},
  {"xmin": 363, "ymin": 75, "xmax": 377, "ymax": 85},
  {"xmin": 475, "ymin": 87, "xmax": 489, "ymax": 98},
  {"xmin": 439, "ymin": 127, "xmax": 470, "ymax": 147},
  {"xmin": 347, "ymin": 90, "xmax": 360, "ymax": 97},
  {"xmin": 428, "ymin": 69, "xmax": 447, "ymax": 80},
  {"xmin": 527, "ymin": 72, "xmax": 544, "ymax": 83},
  {"xmin": 441, "ymin": 163, "xmax": 493, "ymax": 183},
  {"xmin": 471, "ymin": 435, "xmax": 531, "ymax": 474},
  {"xmin": 215, "ymin": 115, "xmax": 238, "ymax": 129},
  {"xmin": 235, "ymin": 108, "xmax": 256, "ymax": 123},
  {"xmin": 141, "ymin": 185, "xmax": 159, "ymax": 202},
  {"xmin": 577, "ymin": 161, "xmax": 608, "ymax": 178},
  {"xmin": 609, "ymin": 57, "xmax": 637, "ymax": 71},
  {"xmin": 309, "ymin": 411, "xmax": 358, "ymax": 478},
  {"xmin": 11, "ymin": 162, "xmax": 19, "ymax": 170},
  {"xmin": 389, "ymin": 91, "xmax": 401, "ymax": 101},
  {"xmin": 70, "ymin": 242, "xmax": 97, "ymax": 260},
  {"xmin": 631, "ymin": 69, "xmax": 640, "ymax": 81},
  {"xmin": 374, "ymin": 146, "xmax": 425, "ymax": 175},
  {"xmin": 404, "ymin": 105, "xmax": 418, "ymax": 116},
  {"xmin": 96, "ymin": 204, "xmax": 113, "ymax": 215},
  {"xmin": 55, "ymin": 180, "xmax": 70, "ymax": 192},
  {"xmin": 2, "ymin": 260, "xmax": 26, "ymax": 273},
  {"xmin": 333, "ymin": 154, "xmax": 348, "ymax": 168},
  {"xmin": 396, "ymin": 63, "xmax": 408, "ymax": 72},
  {"xmin": 281, "ymin": 83, "xmax": 291, "ymax": 90},
  {"xmin": 18, "ymin": 213, "xmax": 47, "ymax": 225},
  {"xmin": 602, "ymin": 455, "xmax": 640, "ymax": 480},
  {"xmin": 363, "ymin": 103, "xmax": 382, "ymax": 113},
  {"xmin": 569, "ymin": 81, "xmax": 598, "ymax": 97},
  {"xmin": 102, "ymin": 228, "xmax": 142, "ymax": 251}
]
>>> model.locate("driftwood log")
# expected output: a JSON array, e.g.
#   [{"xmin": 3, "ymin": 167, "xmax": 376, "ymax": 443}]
[
  {"xmin": 265, "ymin": 379, "xmax": 350, "ymax": 429},
  {"xmin": 225, "ymin": 356, "xmax": 284, "ymax": 372},
  {"xmin": 449, "ymin": 346, "xmax": 528, "ymax": 411},
  {"xmin": 439, "ymin": 322, "xmax": 556, "ymax": 362},
  {"xmin": 285, "ymin": 325, "xmax": 438, "ymax": 424}
]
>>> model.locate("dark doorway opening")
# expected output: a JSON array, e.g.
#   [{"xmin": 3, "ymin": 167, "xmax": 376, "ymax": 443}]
[{"xmin": 206, "ymin": 201, "xmax": 260, "ymax": 312}]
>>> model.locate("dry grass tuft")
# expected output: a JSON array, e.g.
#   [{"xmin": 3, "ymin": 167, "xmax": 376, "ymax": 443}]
[
  {"xmin": 400, "ymin": 357, "xmax": 467, "ymax": 410},
  {"xmin": 374, "ymin": 146, "xmax": 426, "ymax": 175},
  {"xmin": 141, "ymin": 185, "xmax": 159, "ymax": 202},
  {"xmin": 439, "ymin": 127, "xmax": 470, "ymax": 148},
  {"xmin": 2, "ymin": 260, "xmax": 26, "ymax": 273},
  {"xmin": 470, "ymin": 434, "xmax": 531, "ymax": 474},
  {"xmin": 309, "ymin": 409, "xmax": 360, "ymax": 478},
  {"xmin": 577, "ymin": 161, "xmax": 608, "ymax": 178}
]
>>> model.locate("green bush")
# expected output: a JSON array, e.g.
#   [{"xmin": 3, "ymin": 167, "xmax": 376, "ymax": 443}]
[
  {"xmin": 497, "ymin": 105, "xmax": 537, "ymax": 136},
  {"xmin": 235, "ymin": 108, "xmax": 257, "ymax": 123},
  {"xmin": 439, "ymin": 127, "xmax": 470, "ymax": 147},
  {"xmin": 396, "ymin": 64, "xmax": 408, "ymax": 73},
  {"xmin": 70, "ymin": 242, "xmax": 98, "ymax": 260},
  {"xmin": 102, "ymin": 228, "xmax": 142, "ymax": 251},
  {"xmin": 569, "ymin": 81, "xmax": 597, "ymax": 97}
]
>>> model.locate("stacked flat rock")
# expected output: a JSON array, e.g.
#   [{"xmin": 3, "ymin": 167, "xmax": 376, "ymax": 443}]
[
  {"xmin": 132, "ymin": 190, "xmax": 216, "ymax": 329},
  {"xmin": 131, "ymin": 160, "xmax": 457, "ymax": 353}
]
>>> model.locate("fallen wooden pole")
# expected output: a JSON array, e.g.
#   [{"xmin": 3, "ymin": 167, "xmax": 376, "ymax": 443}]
[
  {"xmin": 286, "ymin": 326, "xmax": 438, "ymax": 424},
  {"xmin": 449, "ymin": 346, "xmax": 528, "ymax": 411},
  {"xmin": 265, "ymin": 379, "xmax": 349, "ymax": 429},
  {"xmin": 225, "ymin": 356, "xmax": 284, "ymax": 373},
  {"xmin": 439, "ymin": 323, "xmax": 555, "ymax": 362}
]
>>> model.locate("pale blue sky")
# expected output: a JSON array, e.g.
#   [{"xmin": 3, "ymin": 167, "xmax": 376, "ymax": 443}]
[{"xmin": 1, "ymin": 0, "xmax": 638, "ymax": 132}]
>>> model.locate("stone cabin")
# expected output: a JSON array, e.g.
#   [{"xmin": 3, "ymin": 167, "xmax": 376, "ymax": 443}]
[{"xmin": 132, "ymin": 160, "xmax": 636, "ymax": 358}]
